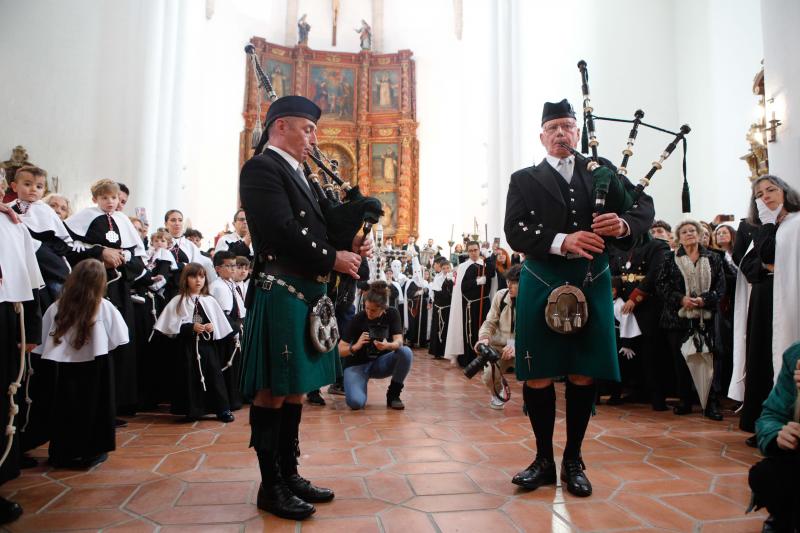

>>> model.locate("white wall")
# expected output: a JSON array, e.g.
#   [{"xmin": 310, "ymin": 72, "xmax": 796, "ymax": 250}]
[
  {"xmin": 761, "ymin": 0, "xmax": 800, "ymax": 192},
  {"xmin": 0, "ymin": 0, "xmax": 769, "ymax": 250}
]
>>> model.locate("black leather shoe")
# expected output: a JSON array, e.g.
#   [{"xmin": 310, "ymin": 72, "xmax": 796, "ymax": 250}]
[
  {"xmin": 745, "ymin": 435, "xmax": 758, "ymax": 448},
  {"xmin": 703, "ymin": 404, "xmax": 723, "ymax": 421},
  {"xmin": 306, "ymin": 390, "xmax": 326, "ymax": 406},
  {"xmin": 257, "ymin": 482, "xmax": 315, "ymax": 520},
  {"xmin": 511, "ymin": 457, "xmax": 556, "ymax": 490},
  {"xmin": 672, "ymin": 404, "xmax": 692, "ymax": 415},
  {"xmin": 560, "ymin": 458, "xmax": 592, "ymax": 497},
  {"xmin": 285, "ymin": 473, "xmax": 335, "ymax": 503},
  {"xmin": 0, "ymin": 496, "xmax": 22, "ymax": 525},
  {"xmin": 217, "ymin": 410, "xmax": 235, "ymax": 423}
]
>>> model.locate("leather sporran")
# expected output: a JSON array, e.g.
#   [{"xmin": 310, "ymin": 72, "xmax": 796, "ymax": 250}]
[
  {"xmin": 544, "ymin": 284, "xmax": 589, "ymax": 335},
  {"xmin": 308, "ymin": 295, "xmax": 340, "ymax": 352}
]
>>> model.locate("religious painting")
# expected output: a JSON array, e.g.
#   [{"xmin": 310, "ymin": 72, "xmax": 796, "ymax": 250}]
[
  {"xmin": 309, "ymin": 66, "xmax": 356, "ymax": 121},
  {"xmin": 375, "ymin": 191, "xmax": 397, "ymax": 234},
  {"xmin": 266, "ymin": 60, "xmax": 293, "ymax": 99},
  {"xmin": 370, "ymin": 69, "xmax": 400, "ymax": 112},
  {"xmin": 371, "ymin": 143, "xmax": 399, "ymax": 189}
]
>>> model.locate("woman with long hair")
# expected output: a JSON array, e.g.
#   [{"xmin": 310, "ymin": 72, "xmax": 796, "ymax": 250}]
[
  {"xmin": 731, "ymin": 175, "xmax": 800, "ymax": 443},
  {"xmin": 34, "ymin": 259, "xmax": 129, "ymax": 468}
]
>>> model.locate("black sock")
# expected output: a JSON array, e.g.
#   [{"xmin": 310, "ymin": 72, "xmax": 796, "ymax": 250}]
[
  {"xmin": 279, "ymin": 402, "xmax": 303, "ymax": 478},
  {"xmin": 563, "ymin": 381, "xmax": 597, "ymax": 460},
  {"xmin": 249, "ymin": 405, "xmax": 283, "ymax": 485},
  {"xmin": 523, "ymin": 383, "xmax": 556, "ymax": 461}
]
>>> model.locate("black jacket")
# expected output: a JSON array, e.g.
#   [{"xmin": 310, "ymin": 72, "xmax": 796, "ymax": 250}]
[
  {"xmin": 239, "ymin": 149, "xmax": 349, "ymax": 287},
  {"xmin": 610, "ymin": 237, "xmax": 670, "ymax": 334},
  {"xmin": 656, "ymin": 246, "xmax": 725, "ymax": 331},
  {"xmin": 504, "ymin": 158, "xmax": 655, "ymax": 259}
]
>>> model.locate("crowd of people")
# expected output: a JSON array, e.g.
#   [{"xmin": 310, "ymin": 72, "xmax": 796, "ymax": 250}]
[{"xmin": 1, "ymin": 96, "xmax": 800, "ymax": 529}]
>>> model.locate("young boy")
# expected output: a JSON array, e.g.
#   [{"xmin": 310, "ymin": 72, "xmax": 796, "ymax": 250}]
[
  {"xmin": 233, "ymin": 256, "xmax": 251, "ymax": 302},
  {"xmin": 7, "ymin": 166, "xmax": 76, "ymax": 310},
  {"xmin": 209, "ymin": 251, "xmax": 245, "ymax": 409},
  {"xmin": 65, "ymin": 179, "xmax": 147, "ymax": 418}
]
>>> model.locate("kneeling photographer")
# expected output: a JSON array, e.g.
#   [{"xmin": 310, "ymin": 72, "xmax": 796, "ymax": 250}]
[
  {"xmin": 338, "ymin": 281, "xmax": 413, "ymax": 410},
  {"xmin": 471, "ymin": 265, "xmax": 521, "ymax": 410}
]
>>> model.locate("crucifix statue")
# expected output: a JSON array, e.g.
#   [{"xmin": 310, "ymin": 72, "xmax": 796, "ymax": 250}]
[{"xmin": 332, "ymin": 0, "xmax": 340, "ymax": 46}]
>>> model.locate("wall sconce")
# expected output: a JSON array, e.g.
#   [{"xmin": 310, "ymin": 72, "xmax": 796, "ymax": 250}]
[{"xmin": 765, "ymin": 98, "xmax": 782, "ymax": 143}]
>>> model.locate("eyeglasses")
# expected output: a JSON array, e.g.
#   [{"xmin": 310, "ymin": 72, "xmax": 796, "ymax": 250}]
[{"xmin": 543, "ymin": 123, "xmax": 578, "ymax": 134}]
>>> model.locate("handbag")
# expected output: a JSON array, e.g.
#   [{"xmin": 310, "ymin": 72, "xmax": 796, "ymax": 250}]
[{"xmin": 544, "ymin": 284, "xmax": 589, "ymax": 334}]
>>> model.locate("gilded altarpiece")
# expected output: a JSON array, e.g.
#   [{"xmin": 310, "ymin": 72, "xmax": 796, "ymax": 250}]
[{"xmin": 239, "ymin": 38, "xmax": 419, "ymax": 240}]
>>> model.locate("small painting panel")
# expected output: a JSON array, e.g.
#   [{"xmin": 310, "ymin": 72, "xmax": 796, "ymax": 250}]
[
  {"xmin": 375, "ymin": 191, "xmax": 397, "ymax": 235},
  {"xmin": 370, "ymin": 69, "xmax": 401, "ymax": 112},
  {"xmin": 266, "ymin": 59, "xmax": 293, "ymax": 98},
  {"xmin": 309, "ymin": 66, "xmax": 356, "ymax": 121},
  {"xmin": 371, "ymin": 143, "xmax": 399, "ymax": 189}
]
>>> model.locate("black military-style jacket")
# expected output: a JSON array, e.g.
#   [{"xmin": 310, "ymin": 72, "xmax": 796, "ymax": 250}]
[
  {"xmin": 239, "ymin": 149, "xmax": 348, "ymax": 287},
  {"xmin": 610, "ymin": 237, "xmax": 670, "ymax": 333},
  {"xmin": 504, "ymin": 158, "xmax": 655, "ymax": 260}
]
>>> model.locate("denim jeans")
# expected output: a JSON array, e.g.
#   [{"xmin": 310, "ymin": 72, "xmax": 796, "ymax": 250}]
[{"xmin": 343, "ymin": 346, "xmax": 413, "ymax": 410}]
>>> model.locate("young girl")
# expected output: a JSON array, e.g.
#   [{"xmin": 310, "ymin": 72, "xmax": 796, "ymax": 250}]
[
  {"xmin": 154, "ymin": 263, "xmax": 234, "ymax": 422},
  {"xmin": 34, "ymin": 259, "xmax": 129, "ymax": 469}
]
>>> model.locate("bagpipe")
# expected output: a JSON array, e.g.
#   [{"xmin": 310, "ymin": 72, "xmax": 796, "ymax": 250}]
[
  {"xmin": 245, "ymin": 44, "xmax": 383, "ymax": 248},
  {"xmin": 563, "ymin": 59, "xmax": 692, "ymax": 216}
]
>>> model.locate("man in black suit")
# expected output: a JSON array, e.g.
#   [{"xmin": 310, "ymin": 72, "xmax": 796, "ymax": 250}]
[
  {"xmin": 239, "ymin": 96, "xmax": 371, "ymax": 520},
  {"xmin": 504, "ymin": 99, "xmax": 654, "ymax": 498}
]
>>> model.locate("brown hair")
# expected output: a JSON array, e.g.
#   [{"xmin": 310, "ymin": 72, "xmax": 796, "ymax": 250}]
[
  {"xmin": 235, "ymin": 256, "xmax": 250, "ymax": 267},
  {"xmin": 747, "ymin": 175, "xmax": 800, "ymax": 226},
  {"xmin": 177, "ymin": 263, "xmax": 208, "ymax": 309},
  {"xmin": 52, "ymin": 259, "xmax": 107, "ymax": 350},
  {"xmin": 14, "ymin": 165, "xmax": 48, "ymax": 182},
  {"xmin": 151, "ymin": 229, "xmax": 172, "ymax": 245},
  {"xmin": 164, "ymin": 209, "xmax": 183, "ymax": 223},
  {"xmin": 90, "ymin": 178, "xmax": 120, "ymax": 198},
  {"xmin": 363, "ymin": 280, "xmax": 390, "ymax": 308}
]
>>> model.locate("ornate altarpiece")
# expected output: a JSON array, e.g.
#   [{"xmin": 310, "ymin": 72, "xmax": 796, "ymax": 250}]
[{"xmin": 239, "ymin": 38, "xmax": 419, "ymax": 240}]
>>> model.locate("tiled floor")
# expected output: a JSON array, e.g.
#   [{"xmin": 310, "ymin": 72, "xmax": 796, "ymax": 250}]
[{"xmin": 2, "ymin": 351, "xmax": 766, "ymax": 532}]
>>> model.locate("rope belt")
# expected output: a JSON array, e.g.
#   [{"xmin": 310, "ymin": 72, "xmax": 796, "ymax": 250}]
[
  {"xmin": 194, "ymin": 331, "xmax": 211, "ymax": 391},
  {"xmin": 434, "ymin": 304, "xmax": 450, "ymax": 344},
  {"xmin": 1, "ymin": 303, "xmax": 27, "ymax": 468},
  {"xmin": 462, "ymin": 294, "xmax": 488, "ymax": 350},
  {"xmin": 222, "ymin": 325, "xmax": 243, "ymax": 372}
]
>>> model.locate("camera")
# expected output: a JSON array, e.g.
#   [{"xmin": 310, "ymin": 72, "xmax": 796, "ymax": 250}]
[
  {"xmin": 463, "ymin": 343, "xmax": 501, "ymax": 379},
  {"xmin": 366, "ymin": 325, "xmax": 389, "ymax": 358}
]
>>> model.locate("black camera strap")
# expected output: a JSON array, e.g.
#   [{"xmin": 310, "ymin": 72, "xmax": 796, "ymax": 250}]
[{"xmin": 490, "ymin": 362, "xmax": 511, "ymax": 403}]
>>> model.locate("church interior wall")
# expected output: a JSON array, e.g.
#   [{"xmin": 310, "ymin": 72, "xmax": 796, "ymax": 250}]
[{"xmin": 0, "ymin": 0, "xmax": 773, "ymax": 248}]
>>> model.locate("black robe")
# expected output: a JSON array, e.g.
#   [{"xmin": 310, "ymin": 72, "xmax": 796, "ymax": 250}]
[
  {"xmin": 405, "ymin": 281, "xmax": 429, "ymax": 348},
  {"xmin": 457, "ymin": 261, "xmax": 494, "ymax": 367},
  {"xmin": 428, "ymin": 278, "xmax": 453, "ymax": 357}
]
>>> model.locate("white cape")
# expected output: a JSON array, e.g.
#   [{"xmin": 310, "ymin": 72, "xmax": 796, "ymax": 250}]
[
  {"xmin": 147, "ymin": 247, "xmax": 179, "ymax": 271},
  {"xmin": 728, "ymin": 242, "xmax": 754, "ymax": 402},
  {"xmin": 443, "ymin": 258, "xmax": 481, "ymax": 362},
  {"xmin": 0, "ymin": 215, "xmax": 45, "ymax": 303},
  {"xmin": 772, "ymin": 212, "xmax": 800, "ymax": 383},
  {"xmin": 10, "ymin": 200, "xmax": 73, "ymax": 244},
  {"xmin": 175, "ymin": 235, "xmax": 217, "ymax": 282},
  {"xmin": 66, "ymin": 206, "xmax": 147, "ymax": 258},
  {"xmin": 34, "ymin": 299, "xmax": 129, "ymax": 363},
  {"xmin": 209, "ymin": 278, "xmax": 246, "ymax": 319},
  {"xmin": 154, "ymin": 294, "xmax": 233, "ymax": 340}
]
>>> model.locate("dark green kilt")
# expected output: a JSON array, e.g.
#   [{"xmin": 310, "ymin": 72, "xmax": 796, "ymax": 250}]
[
  {"xmin": 241, "ymin": 275, "xmax": 341, "ymax": 396},
  {"xmin": 515, "ymin": 254, "xmax": 620, "ymax": 382}
]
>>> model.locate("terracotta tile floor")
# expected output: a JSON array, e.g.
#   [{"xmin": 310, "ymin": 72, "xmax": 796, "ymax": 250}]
[{"xmin": 2, "ymin": 351, "xmax": 767, "ymax": 532}]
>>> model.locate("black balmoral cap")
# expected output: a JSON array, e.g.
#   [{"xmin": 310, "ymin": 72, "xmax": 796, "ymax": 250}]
[
  {"xmin": 264, "ymin": 95, "xmax": 322, "ymax": 137},
  {"xmin": 541, "ymin": 99, "xmax": 576, "ymax": 125}
]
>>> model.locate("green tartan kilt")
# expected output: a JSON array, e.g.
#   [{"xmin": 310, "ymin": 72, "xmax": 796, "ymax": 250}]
[
  {"xmin": 240, "ymin": 275, "xmax": 342, "ymax": 397},
  {"xmin": 515, "ymin": 254, "xmax": 620, "ymax": 382}
]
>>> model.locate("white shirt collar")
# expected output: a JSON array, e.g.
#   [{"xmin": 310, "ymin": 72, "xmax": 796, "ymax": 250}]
[
  {"xmin": 268, "ymin": 145, "xmax": 301, "ymax": 172},
  {"xmin": 545, "ymin": 154, "xmax": 574, "ymax": 170}
]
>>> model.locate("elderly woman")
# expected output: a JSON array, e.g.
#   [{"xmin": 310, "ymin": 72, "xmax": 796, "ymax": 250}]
[
  {"xmin": 42, "ymin": 193, "xmax": 72, "ymax": 221},
  {"xmin": 656, "ymin": 220, "xmax": 725, "ymax": 419},
  {"xmin": 733, "ymin": 175, "xmax": 800, "ymax": 444}
]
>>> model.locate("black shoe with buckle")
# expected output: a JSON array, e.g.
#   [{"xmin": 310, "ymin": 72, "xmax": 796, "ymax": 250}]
[
  {"xmin": 256, "ymin": 482, "xmax": 315, "ymax": 520},
  {"xmin": 512, "ymin": 456, "xmax": 556, "ymax": 490},
  {"xmin": 284, "ymin": 473, "xmax": 335, "ymax": 503},
  {"xmin": 560, "ymin": 457, "xmax": 592, "ymax": 497}
]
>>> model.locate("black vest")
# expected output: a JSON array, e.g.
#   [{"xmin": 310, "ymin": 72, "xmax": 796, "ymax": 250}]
[{"xmin": 550, "ymin": 165, "xmax": 593, "ymax": 233}]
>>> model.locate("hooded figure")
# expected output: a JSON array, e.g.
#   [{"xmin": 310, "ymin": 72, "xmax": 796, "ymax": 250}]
[{"xmin": 403, "ymin": 257, "xmax": 429, "ymax": 347}]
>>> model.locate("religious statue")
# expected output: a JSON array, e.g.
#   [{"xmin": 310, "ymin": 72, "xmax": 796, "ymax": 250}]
[
  {"xmin": 382, "ymin": 150, "xmax": 397, "ymax": 183},
  {"xmin": 356, "ymin": 20, "xmax": 372, "ymax": 51},
  {"xmin": 298, "ymin": 14, "xmax": 311, "ymax": 45}
]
